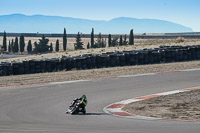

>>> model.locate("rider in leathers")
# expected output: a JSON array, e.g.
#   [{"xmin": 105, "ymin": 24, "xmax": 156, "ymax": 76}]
[{"xmin": 70, "ymin": 95, "xmax": 87, "ymax": 113}]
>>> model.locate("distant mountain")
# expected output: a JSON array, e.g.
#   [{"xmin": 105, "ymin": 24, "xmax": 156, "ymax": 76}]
[{"xmin": 0, "ymin": 14, "xmax": 192, "ymax": 33}]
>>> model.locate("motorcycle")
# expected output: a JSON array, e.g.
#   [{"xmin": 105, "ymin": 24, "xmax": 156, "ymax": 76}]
[{"xmin": 65, "ymin": 99, "xmax": 86, "ymax": 115}]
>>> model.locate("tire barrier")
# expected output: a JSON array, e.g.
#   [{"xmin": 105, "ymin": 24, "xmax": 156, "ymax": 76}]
[{"xmin": 1, "ymin": 45, "xmax": 200, "ymax": 77}]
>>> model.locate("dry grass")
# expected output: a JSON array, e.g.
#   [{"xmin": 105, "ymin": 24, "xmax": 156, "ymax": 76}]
[
  {"xmin": 175, "ymin": 37, "xmax": 185, "ymax": 43},
  {"xmin": 1, "ymin": 36, "xmax": 200, "ymax": 52}
]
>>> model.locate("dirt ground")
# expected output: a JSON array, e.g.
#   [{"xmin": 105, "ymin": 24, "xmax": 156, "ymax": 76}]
[
  {"xmin": 123, "ymin": 89, "xmax": 200, "ymax": 121},
  {"xmin": 0, "ymin": 36, "xmax": 200, "ymax": 53}
]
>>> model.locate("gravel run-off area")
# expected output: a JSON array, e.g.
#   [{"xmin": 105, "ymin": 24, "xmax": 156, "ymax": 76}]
[{"xmin": 123, "ymin": 89, "xmax": 200, "ymax": 121}]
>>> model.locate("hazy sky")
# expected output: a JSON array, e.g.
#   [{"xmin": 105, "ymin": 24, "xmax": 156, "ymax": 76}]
[{"xmin": 1, "ymin": 0, "xmax": 199, "ymax": 31}]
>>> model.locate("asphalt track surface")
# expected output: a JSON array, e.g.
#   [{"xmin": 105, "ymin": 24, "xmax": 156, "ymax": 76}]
[{"xmin": 0, "ymin": 70, "xmax": 200, "ymax": 133}]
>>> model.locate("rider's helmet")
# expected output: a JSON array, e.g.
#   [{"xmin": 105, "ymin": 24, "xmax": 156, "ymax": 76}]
[{"xmin": 82, "ymin": 94, "xmax": 86, "ymax": 99}]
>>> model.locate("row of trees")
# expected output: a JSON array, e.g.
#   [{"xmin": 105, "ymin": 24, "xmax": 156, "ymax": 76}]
[
  {"xmin": 3, "ymin": 33, "xmax": 25, "ymax": 53},
  {"xmin": 88, "ymin": 28, "xmax": 134, "ymax": 49},
  {"xmin": 1, "ymin": 28, "xmax": 134, "ymax": 53},
  {"xmin": 74, "ymin": 28, "xmax": 134, "ymax": 50},
  {"xmin": 4, "ymin": 35, "xmax": 50, "ymax": 54},
  {"xmin": 1, "ymin": 28, "xmax": 68, "ymax": 53}
]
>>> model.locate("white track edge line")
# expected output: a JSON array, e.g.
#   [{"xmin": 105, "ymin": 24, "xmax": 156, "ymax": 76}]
[
  {"xmin": 118, "ymin": 73, "xmax": 156, "ymax": 78},
  {"xmin": 103, "ymin": 86, "xmax": 200, "ymax": 121},
  {"xmin": 49, "ymin": 80, "xmax": 90, "ymax": 85}
]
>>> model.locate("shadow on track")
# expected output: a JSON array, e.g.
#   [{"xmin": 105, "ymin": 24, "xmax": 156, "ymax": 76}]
[{"xmin": 81, "ymin": 113, "xmax": 108, "ymax": 116}]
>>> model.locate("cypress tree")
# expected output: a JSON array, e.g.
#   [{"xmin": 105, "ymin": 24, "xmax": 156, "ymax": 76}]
[
  {"xmin": 27, "ymin": 40, "xmax": 32, "ymax": 54},
  {"xmin": 95, "ymin": 33, "xmax": 102, "ymax": 48},
  {"xmin": 11, "ymin": 39, "xmax": 14, "ymax": 53},
  {"xmin": 8, "ymin": 40, "xmax": 11, "ymax": 53},
  {"xmin": 87, "ymin": 42, "xmax": 90, "ymax": 49},
  {"xmin": 108, "ymin": 34, "xmax": 112, "ymax": 47},
  {"xmin": 101, "ymin": 38, "xmax": 106, "ymax": 48},
  {"xmin": 33, "ymin": 41, "xmax": 40, "ymax": 53},
  {"xmin": 129, "ymin": 29, "xmax": 134, "ymax": 45},
  {"xmin": 14, "ymin": 37, "xmax": 19, "ymax": 53},
  {"xmin": 74, "ymin": 32, "xmax": 84, "ymax": 50},
  {"xmin": 20, "ymin": 34, "xmax": 25, "ymax": 53},
  {"xmin": 91, "ymin": 28, "xmax": 94, "ymax": 48},
  {"xmin": 123, "ymin": 34, "xmax": 128, "ymax": 45},
  {"xmin": 40, "ymin": 35, "xmax": 49, "ymax": 52},
  {"xmin": 56, "ymin": 39, "xmax": 59, "ymax": 52},
  {"xmin": 63, "ymin": 28, "xmax": 67, "ymax": 51},
  {"xmin": 3, "ymin": 31, "xmax": 7, "ymax": 51},
  {"xmin": 119, "ymin": 35, "xmax": 123, "ymax": 46},
  {"xmin": 50, "ymin": 43, "xmax": 53, "ymax": 52}
]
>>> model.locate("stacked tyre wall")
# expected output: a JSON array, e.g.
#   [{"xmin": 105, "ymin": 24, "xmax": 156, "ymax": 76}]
[{"xmin": 1, "ymin": 45, "xmax": 200, "ymax": 76}]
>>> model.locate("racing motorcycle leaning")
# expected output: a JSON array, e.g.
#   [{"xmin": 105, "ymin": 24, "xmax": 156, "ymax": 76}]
[{"xmin": 66, "ymin": 95, "xmax": 87, "ymax": 115}]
